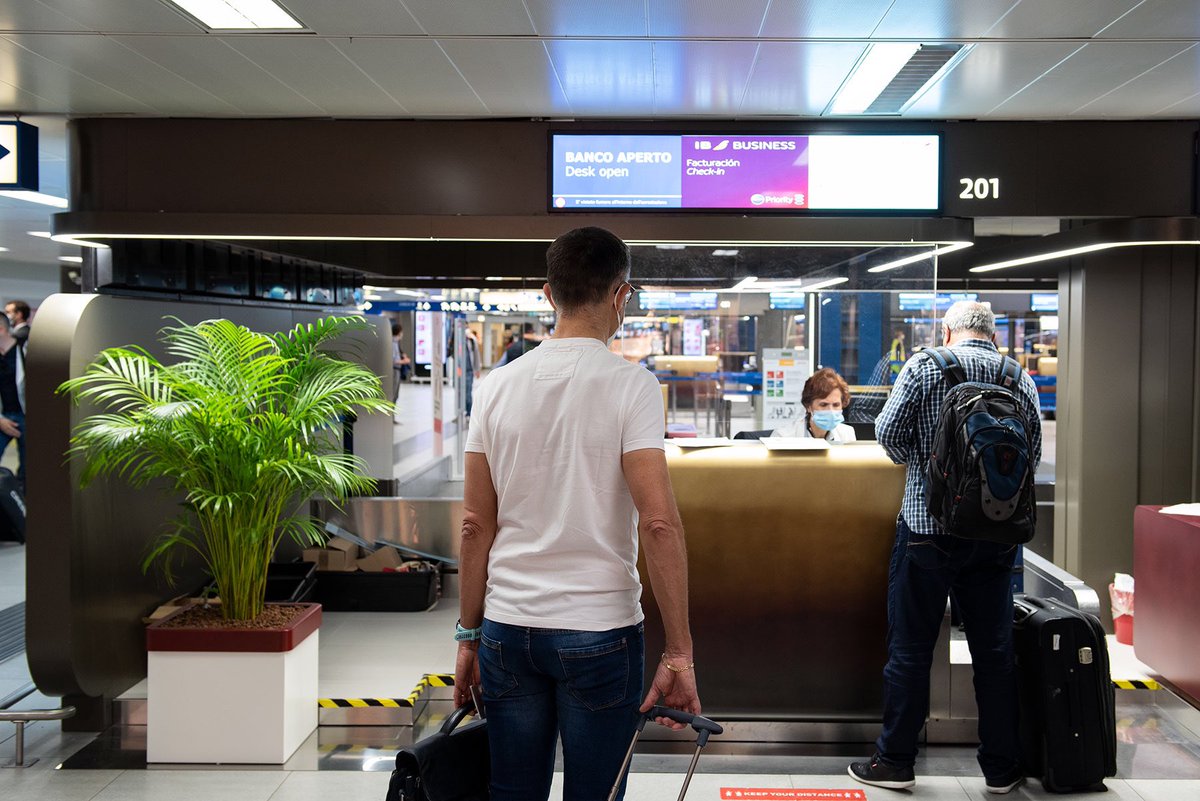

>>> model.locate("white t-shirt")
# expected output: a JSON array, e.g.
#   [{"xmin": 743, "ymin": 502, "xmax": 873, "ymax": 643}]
[{"xmin": 464, "ymin": 337, "xmax": 666, "ymax": 631}]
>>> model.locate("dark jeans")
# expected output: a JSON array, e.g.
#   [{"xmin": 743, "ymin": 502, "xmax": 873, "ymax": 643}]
[
  {"xmin": 0, "ymin": 412, "xmax": 24, "ymax": 485},
  {"xmin": 478, "ymin": 619, "xmax": 644, "ymax": 801},
  {"xmin": 877, "ymin": 516, "xmax": 1020, "ymax": 779}
]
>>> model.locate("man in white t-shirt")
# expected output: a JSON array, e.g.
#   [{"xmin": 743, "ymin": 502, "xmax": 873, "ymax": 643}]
[{"xmin": 454, "ymin": 227, "xmax": 700, "ymax": 801}]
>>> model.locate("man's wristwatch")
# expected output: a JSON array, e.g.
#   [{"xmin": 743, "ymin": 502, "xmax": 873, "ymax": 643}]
[{"xmin": 455, "ymin": 620, "xmax": 482, "ymax": 642}]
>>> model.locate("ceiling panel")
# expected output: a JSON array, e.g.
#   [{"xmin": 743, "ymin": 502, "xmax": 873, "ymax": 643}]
[
  {"xmin": 758, "ymin": 0, "xmax": 893, "ymax": 38},
  {"xmin": 991, "ymin": 42, "xmax": 1190, "ymax": 117},
  {"xmin": 113, "ymin": 36, "xmax": 324, "ymax": 115},
  {"xmin": 273, "ymin": 0, "xmax": 423, "ymax": 36},
  {"xmin": 739, "ymin": 42, "xmax": 866, "ymax": 116},
  {"xmin": 29, "ymin": 0, "xmax": 202, "ymax": 33},
  {"xmin": 873, "ymin": 0, "xmax": 1018, "ymax": 39},
  {"xmin": 1074, "ymin": 44, "xmax": 1200, "ymax": 115},
  {"xmin": 904, "ymin": 42, "xmax": 1084, "ymax": 117},
  {"xmin": 401, "ymin": 0, "xmax": 535, "ymax": 36},
  {"xmin": 0, "ymin": 1, "xmax": 90, "ymax": 32},
  {"xmin": 334, "ymin": 38, "xmax": 485, "ymax": 116},
  {"xmin": 1097, "ymin": 0, "xmax": 1200, "ymax": 38},
  {"xmin": 0, "ymin": 35, "xmax": 158, "ymax": 113},
  {"xmin": 545, "ymin": 40, "xmax": 655, "ymax": 115},
  {"xmin": 5, "ymin": 33, "xmax": 241, "ymax": 115},
  {"xmin": 224, "ymin": 37, "xmax": 405, "ymax": 116},
  {"xmin": 440, "ymin": 39, "xmax": 571, "ymax": 116},
  {"xmin": 651, "ymin": 41, "xmax": 758, "ymax": 115},
  {"xmin": 987, "ymin": 0, "xmax": 1140, "ymax": 37},
  {"xmin": 649, "ymin": 0, "xmax": 770, "ymax": 37},
  {"xmin": 1157, "ymin": 91, "xmax": 1200, "ymax": 116},
  {"xmin": 525, "ymin": 0, "xmax": 647, "ymax": 37}
]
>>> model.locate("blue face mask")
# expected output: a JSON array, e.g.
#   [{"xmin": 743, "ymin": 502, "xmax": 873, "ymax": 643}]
[{"xmin": 811, "ymin": 410, "xmax": 844, "ymax": 432}]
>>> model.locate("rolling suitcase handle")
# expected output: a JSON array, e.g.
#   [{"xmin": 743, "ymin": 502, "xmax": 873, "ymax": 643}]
[{"xmin": 606, "ymin": 706, "xmax": 723, "ymax": 801}]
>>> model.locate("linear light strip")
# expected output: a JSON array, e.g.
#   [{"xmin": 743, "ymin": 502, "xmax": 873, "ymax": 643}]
[
  {"xmin": 829, "ymin": 43, "xmax": 920, "ymax": 115},
  {"xmin": 57, "ymin": 233, "xmax": 975, "ymax": 248},
  {"xmin": 970, "ymin": 240, "xmax": 1200, "ymax": 273},
  {"xmin": 867, "ymin": 241, "xmax": 973, "ymax": 273},
  {"xmin": 1, "ymin": 191, "xmax": 68, "ymax": 208}
]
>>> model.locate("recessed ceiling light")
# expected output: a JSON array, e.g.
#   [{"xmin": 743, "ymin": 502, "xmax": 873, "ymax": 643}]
[
  {"xmin": 829, "ymin": 43, "xmax": 919, "ymax": 115},
  {"xmin": 712, "ymin": 249, "xmax": 740, "ymax": 257},
  {"xmin": 168, "ymin": 0, "xmax": 303, "ymax": 30},
  {"xmin": 485, "ymin": 276, "xmax": 505, "ymax": 281},
  {"xmin": 0, "ymin": 246, "xmax": 8, "ymax": 252},
  {"xmin": 1, "ymin": 191, "xmax": 68, "ymax": 208},
  {"xmin": 970, "ymin": 240, "xmax": 1200, "ymax": 272},
  {"xmin": 58, "ymin": 255, "xmax": 84, "ymax": 263}
]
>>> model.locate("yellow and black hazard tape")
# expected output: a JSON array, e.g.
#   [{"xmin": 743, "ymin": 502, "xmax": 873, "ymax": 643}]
[
  {"xmin": 319, "ymin": 673, "xmax": 455, "ymax": 711},
  {"xmin": 421, "ymin": 673, "xmax": 455, "ymax": 688},
  {"xmin": 318, "ymin": 697, "xmax": 416, "ymax": 709},
  {"xmin": 1113, "ymin": 679, "xmax": 1160, "ymax": 691}
]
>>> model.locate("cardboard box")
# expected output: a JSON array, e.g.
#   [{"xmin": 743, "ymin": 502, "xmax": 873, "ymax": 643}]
[
  {"xmin": 301, "ymin": 537, "xmax": 359, "ymax": 572},
  {"xmin": 356, "ymin": 546, "xmax": 403, "ymax": 572}
]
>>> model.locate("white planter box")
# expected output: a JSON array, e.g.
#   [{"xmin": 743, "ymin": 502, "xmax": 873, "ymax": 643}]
[{"xmin": 146, "ymin": 606, "xmax": 320, "ymax": 764}]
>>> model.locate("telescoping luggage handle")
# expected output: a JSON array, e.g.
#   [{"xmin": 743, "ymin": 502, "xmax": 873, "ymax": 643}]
[{"xmin": 606, "ymin": 706, "xmax": 724, "ymax": 801}]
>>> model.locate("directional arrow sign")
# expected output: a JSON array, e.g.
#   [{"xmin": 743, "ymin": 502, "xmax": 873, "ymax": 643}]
[{"xmin": 0, "ymin": 122, "xmax": 38, "ymax": 191}]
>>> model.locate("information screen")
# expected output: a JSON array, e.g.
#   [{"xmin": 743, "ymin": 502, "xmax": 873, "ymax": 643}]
[
  {"xmin": 1030, "ymin": 293, "xmax": 1059, "ymax": 312},
  {"xmin": 897, "ymin": 292, "xmax": 978, "ymax": 311},
  {"xmin": 550, "ymin": 133, "xmax": 939, "ymax": 212},
  {"xmin": 769, "ymin": 292, "xmax": 807, "ymax": 310},
  {"xmin": 639, "ymin": 291, "xmax": 718, "ymax": 311}
]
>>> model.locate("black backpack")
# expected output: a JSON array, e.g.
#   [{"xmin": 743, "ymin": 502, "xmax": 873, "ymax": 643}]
[{"xmin": 923, "ymin": 347, "xmax": 1036, "ymax": 544}]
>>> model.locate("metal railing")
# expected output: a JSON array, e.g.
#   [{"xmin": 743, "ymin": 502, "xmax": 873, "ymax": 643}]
[{"xmin": 0, "ymin": 683, "xmax": 76, "ymax": 768}]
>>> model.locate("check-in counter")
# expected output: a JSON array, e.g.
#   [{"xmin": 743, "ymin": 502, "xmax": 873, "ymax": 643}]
[
  {"xmin": 1134, "ymin": 506, "xmax": 1200, "ymax": 705},
  {"xmin": 639, "ymin": 442, "xmax": 905, "ymax": 726}
]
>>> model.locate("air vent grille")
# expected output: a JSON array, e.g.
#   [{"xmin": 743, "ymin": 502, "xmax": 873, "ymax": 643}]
[{"xmin": 865, "ymin": 45, "xmax": 963, "ymax": 114}]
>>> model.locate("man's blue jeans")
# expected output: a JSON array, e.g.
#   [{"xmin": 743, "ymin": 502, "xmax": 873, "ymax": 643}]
[
  {"xmin": 478, "ymin": 619, "xmax": 644, "ymax": 801},
  {"xmin": 0, "ymin": 412, "xmax": 24, "ymax": 484},
  {"xmin": 877, "ymin": 517, "xmax": 1020, "ymax": 780}
]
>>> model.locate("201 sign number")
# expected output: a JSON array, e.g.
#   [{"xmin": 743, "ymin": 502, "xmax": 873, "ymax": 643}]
[{"xmin": 960, "ymin": 178, "xmax": 1000, "ymax": 199}]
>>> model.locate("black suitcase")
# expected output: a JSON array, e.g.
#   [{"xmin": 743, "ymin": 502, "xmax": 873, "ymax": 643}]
[
  {"xmin": 0, "ymin": 467, "xmax": 25, "ymax": 544},
  {"xmin": 1013, "ymin": 595, "xmax": 1116, "ymax": 792}
]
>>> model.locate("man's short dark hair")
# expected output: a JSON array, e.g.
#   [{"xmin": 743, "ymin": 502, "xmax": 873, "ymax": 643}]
[
  {"xmin": 546, "ymin": 227, "xmax": 630, "ymax": 313},
  {"xmin": 0, "ymin": 315, "xmax": 11, "ymax": 333},
  {"xmin": 5, "ymin": 299, "xmax": 29, "ymax": 321},
  {"xmin": 5, "ymin": 301, "xmax": 29, "ymax": 323},
  {"xmin": 391, "ymin": 321, "xmax": 402, "ymax": 336}
]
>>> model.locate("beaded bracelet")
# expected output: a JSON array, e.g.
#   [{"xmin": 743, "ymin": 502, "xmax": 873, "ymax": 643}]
[{"xmin": 661, "ymin": 653, "xmax": 695, "ymax": 673}]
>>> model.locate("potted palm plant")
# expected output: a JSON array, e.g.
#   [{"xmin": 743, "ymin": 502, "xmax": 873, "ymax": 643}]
[{"xmin": 59, "ymin": 315, "xmax": 393, "ymax": 764}]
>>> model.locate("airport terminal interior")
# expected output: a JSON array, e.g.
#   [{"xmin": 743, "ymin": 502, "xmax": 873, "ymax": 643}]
[{"xmin": 3, "ymin": 2, "xmax": 1200, "ymax": 800}]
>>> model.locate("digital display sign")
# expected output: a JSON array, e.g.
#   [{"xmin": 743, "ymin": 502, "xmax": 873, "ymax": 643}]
[
  {"xmin": 551, "ymin": 133, "xmax": 940, "ymax": 212},
  {"xmin": 897, "ymin": 292, "xmax": 979, "ymax": 311},
  {"xmin": 1031, "ymin": 293, "xmax": 1059, "ymax": 312},
  {"xmin": 639, "ymin": 291, "xmax": 718, "ymax": 311},
  {"xmin": 769, "ymin": 292, "xmax": 807, "ymax": 310}
]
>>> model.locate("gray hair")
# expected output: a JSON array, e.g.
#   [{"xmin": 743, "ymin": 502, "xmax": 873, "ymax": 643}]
[{"xmin": 942, "ymin": 301, "xmax": 995, "ymax": 338}]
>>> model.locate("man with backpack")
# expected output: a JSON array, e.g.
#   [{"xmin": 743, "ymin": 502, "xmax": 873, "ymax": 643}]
[{"xmin": 850, "ymin": 301, "xmax": 1042, "ymax": 795}]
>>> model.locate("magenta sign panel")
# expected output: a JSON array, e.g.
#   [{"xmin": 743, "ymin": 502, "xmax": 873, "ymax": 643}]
[{"xmin": 680, "ymin": 135, "xmax": 809, "ymax": 210}]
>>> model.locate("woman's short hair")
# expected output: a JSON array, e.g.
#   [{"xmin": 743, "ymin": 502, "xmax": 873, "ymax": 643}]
[
  {"xmin": 546, "ymin": 227, "xmax": 631, "ymax": 314},
  {"xmin": 802, "ymin": 367, "xmax": 850, "ymax": 409}
]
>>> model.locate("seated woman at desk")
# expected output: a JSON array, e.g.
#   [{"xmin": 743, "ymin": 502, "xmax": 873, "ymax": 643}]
[{"xmin": 771, "ymin": 367, "xmax": 857, "ymax": 442}]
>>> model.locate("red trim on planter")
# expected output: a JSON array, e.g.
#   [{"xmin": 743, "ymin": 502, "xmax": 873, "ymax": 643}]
[{"xmin": 146, "ymin": 603, "xmax": 322, "ymax": 653}]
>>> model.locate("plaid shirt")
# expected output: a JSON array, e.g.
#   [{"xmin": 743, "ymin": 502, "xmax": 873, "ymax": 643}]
[{"xmin": 875, "ymin": 339, "xmax": 1043, "ymax": 537}]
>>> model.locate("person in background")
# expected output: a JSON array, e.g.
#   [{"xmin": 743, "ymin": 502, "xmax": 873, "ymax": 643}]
[
  {"xmin": 391, "ymin": 321, "xmax": 412, "ymax": 403},
  {"xmin": 849, "ymin": 301, "xmax": 1041, "ymax": 795},
  {"xmin": 501, "ymin": 322, "xmax": 540, "ymax": 365},
  {"xmin": 463, "ymin": 327, "xmax": 481, "ymax": 417},
  {"xmin": 5, "ymin": 301, "xmax": 30, "ymax": 346},
  {"xmin": 0, "ymin": 315, "xmax": 26, "ymax": 487},
  {"xmin": 771, "ymin": 367, "xmax": 856, "ymax": 442},
  {"xmin": 454, "ymin": 226, "xmax": 700, "ymax": 801}
]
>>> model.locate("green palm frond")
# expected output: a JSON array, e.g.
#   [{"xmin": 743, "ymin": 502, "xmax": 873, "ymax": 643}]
[{"xmin": 58, "ymin": 315, "xmax": 395, "ymax": 620}]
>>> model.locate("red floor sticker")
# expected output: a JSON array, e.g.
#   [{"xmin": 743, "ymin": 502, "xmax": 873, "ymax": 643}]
[{"xmin": 720, "ymin": 791, "xmax": 866, "ymax": 801}]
